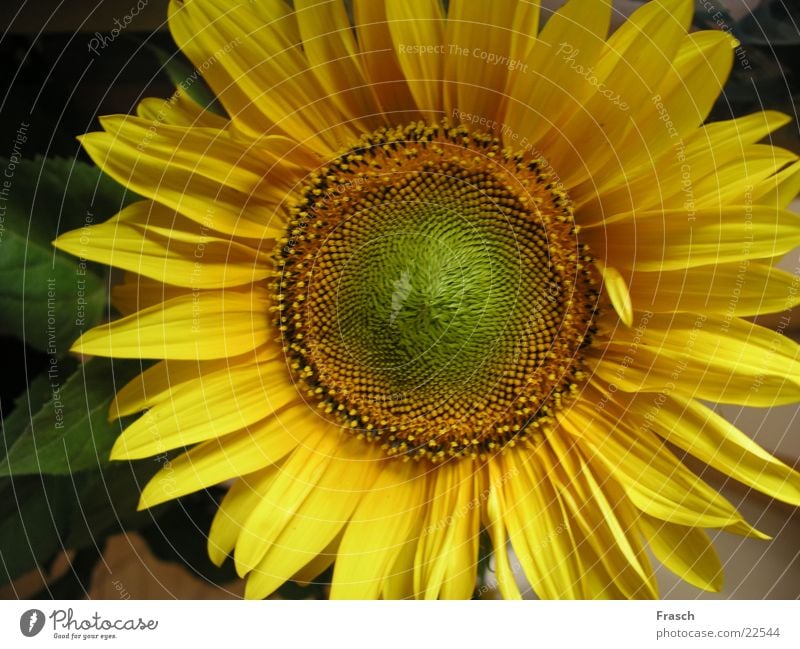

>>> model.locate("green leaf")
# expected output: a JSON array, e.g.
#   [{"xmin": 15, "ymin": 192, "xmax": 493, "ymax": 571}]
[
  {"xmin": 65, "ymin": 459, "xmax": 166, "ymax": 549},
  {"xmin": 0, "ymin": 156, "xmax": 137, "ymax": 354},
  {"xmin": 0, "ymin": 358, "xmax": 143, "ymax": 477},
  {"xmin": 146, "ymin": 43, "xmax": 225, "ymax": 116},
  {"xmin": 0, "ymin": 458, "xmax": 167, "ymax": 585},
  {"xmin": 1, "ymin": 358, "xmax": 76, "ymax": 451},
  {"xmin": 0, "ymin": 474, "xmax": 71, "ymax": 585}
]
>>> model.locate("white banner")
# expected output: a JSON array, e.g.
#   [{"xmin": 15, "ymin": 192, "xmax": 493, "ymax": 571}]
[{"xmin": 0, "ymin": 600, "xmax": 797, "ymax": 648}]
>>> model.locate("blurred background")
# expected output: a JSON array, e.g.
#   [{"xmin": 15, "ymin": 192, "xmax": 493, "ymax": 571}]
[{"xmin": 0, "ymin": 0, "xmax": 798, "ymax": 599}]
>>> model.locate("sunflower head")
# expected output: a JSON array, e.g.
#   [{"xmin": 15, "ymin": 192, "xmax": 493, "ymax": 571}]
[
  {"xmin": 278, "ymin": 120, "xmax": 598, "ymax": 461},
  {"xmin": 54, "ymin": 0, "xmax": 800, "ymax": 600}
]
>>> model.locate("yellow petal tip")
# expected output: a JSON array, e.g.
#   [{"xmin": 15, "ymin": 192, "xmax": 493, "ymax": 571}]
[
  {"xmin": 109, "ymin": 438, "xmax": 132, "ymax": 462},
  {"xmin": 69, "ymin": 338, "xmax": 86, "ymax": 355},
  {"xmin": 207, "ymin": 543, "xmax": 228, "ymax": 569},
  {"xmin": 597, "ymin": 261, "xmax": 634, "ymax": 326}
]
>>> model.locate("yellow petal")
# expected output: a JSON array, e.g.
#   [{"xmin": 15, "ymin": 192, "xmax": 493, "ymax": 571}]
[
  {"xmin": 246, "ymin": 438, "xmax": 380, "ymax": 600},
  {"xmin": 136, "ymin": 87, "xmax": 227, "ymax": 129},
  {"xmin": 502, "ymin": 451, "xmax": 584, "ymax": 598},
  {"xmin": 583, "ymin": 206, "xmax": 800, "ymax": 271},
  {"xmin": 331, "ymin": 459, "xmax": 427, "ymax": 599},
  {"xmin": 630, "ymin": 311, "xmax": 800, "ymax": 390},
  {"xmin": 167, "ymin": 0, "xmax": 355, "ymax": 154},
  {"xmin": 54, "ymin": 202, "xmax": 269, "ymax": 289},
  {"xmin": 754, "ymin": 160, "xmax": 800, "ymax": 209},
  {"xmin": 207, "ymin": 468, "xmax": 278, "ymax": 567},
  {"xmin": 503, "ymin": 0, "xmax": 612, "ymax": 152},
  {"xmin": 596, "ymin": 261, "xmax": 633, "ymax": 326},
  {"xmin": 99, "ymin": 114, "xmax": 305, "ymax": 199},
  {"xmin": 620, "ymin": 393, "xmax": 800, "ymax": 506},
  {"xmin": 591, "ymin": 309, "xmax": 800, "ymax": 406},
  {"xmin": 414, "ymin": 459, "xmax": 479, "ymax": 600},
  {"xmin": 73, "ymin": 288, "xmax": 271, "ymax": 360},
  {"xmin": 413, "ymin": 459, "xmax": 457, "ymax": 599},
  {"xmin": 110, "ymin": 276, "xmax": 190, "ymax": 316},
  {"xmin": 545, "ymin": 0, "xmax": 693, "ymax": 187},
  {"xmin": 535, "ymin": 446, "xmax": 626, "ymax": 598},
  {"xmin": 111, "ymin": 346, "xmax": 277, "ymax": 418},
  {"xmin": 507, "ymin": 1, "xmax": 540, "ymax": 64},
  {"xmin": 602, "ymin": 30, "xmax": 736, "ymax": 182},
  {"xmin": 592, "ymin": 343, "xmax": 800, "ymax": 408},
  {"xmin": 235, "ymin": 428, "xmax": 340, "ymax": 574},
  {"xmin": 562, "ymin": 393, "xmax": 767, "ymax": 538},
  {"xmin": 79, "ymin": 131, "xmax": 284, "ymax": 240},
  {"xmin": 484, "ymin": 460, "xmax": 522, "ymax": 600},
  {"xmin": 291, "ymin": 530, "xmax": 342, "ymax": 586},
  {"xmin": 293, "ymin": 0, "xmax": 383, "ymax": 132},
  {"xmin": 381, "ymin": 534, "xmax": 418, "ymax": 600},
  {"xmin": 639, "ymin": 515, "xmax": 723, "ymax": 592},
  {"xmin": 573, "ymin": 111, "xmax": 793, "ymax": 219},
  {"xmin": 444, "ymin": 0, "xmax": 519, "ymax": 122},
  {"xmin": 697, "ymin": 110, "xmax": 793, "ymax": 152},
  {"xmin": 606, "ymin": 144, "xmax": 795, "ymax": 216},
  {"xmin": 690, "ymin": 145, "xmax": 798, "ymax": 208},
  {"xmin": 385, "ymin": 0, "xmax": 445, "ymax": 121},
  {"xmin": 352, "ymin": 0, "xmax": 419, "ymax": 120},
  {"xmin": 138, "ymin": 403, "xmax": 316, "ymax": 509},
  {"xmin": 111, "ymin": 358, "xmax": 296, "ymax": 459},
  {"xmin": 625, "ymin": 262, "xmax": 800, "ymax": 316},
  {"xmin": 437, "ymin": 463, "xmax": 481, "ymax": 599},
  {"xmin": 545, "ymin": 434, "xmax": 658, "ymax": 598}
]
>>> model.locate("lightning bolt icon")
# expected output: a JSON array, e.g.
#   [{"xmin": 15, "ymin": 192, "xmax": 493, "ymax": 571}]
[{"xmin": 28, "ymin": 612, "xmax": 38, "ymax": 632}]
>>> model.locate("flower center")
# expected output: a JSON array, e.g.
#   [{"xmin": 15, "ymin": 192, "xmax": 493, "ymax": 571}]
[{"xmin": 275, "ymin": 122, "xmax": 598, "ymax": 461}]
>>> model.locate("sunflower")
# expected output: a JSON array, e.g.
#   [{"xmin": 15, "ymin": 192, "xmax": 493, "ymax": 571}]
[{"xmin": 54, "ymin": 0, "xmax": 800, "ymax": 599}]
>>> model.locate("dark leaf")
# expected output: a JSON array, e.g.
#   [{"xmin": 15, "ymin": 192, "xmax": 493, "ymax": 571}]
[
  {"xmin": 0, "ymin": 358, "xmax": 142, "ymax": 477},
  {"xmin": 734, "ymin": 0, "xmax": 800, "ymax": 46},
  {"xmin": 145, "ymin": 43, "xmax": 225, "ymax": 117},
  {"xmin": 139, "ymin": 489, "xmax": 238, "ymax": 586},
  {"xmin": 0, "ymin": 457, "xmax": 169, "ymax": 585},
  {"xmin": 65, "ymin": 458, "xmax": 165, "ymax": 549},
  {"xmin": 1, "ymin": 358, "xmax": 77, "ymax": 451},
  {"xmin": 692, "ymin": 0, "xmax": 734, "ymax": 31},
  {"xmin": 0, "ymin": 156, "xmax": 137, "ymax": 353},
  {"xmin": 273, "ymin": 568, "xmax": 331, "ymax": 600},
  {"xmin": 0, "ymin": 474, "xmax": 71, "ymax": 585}
]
